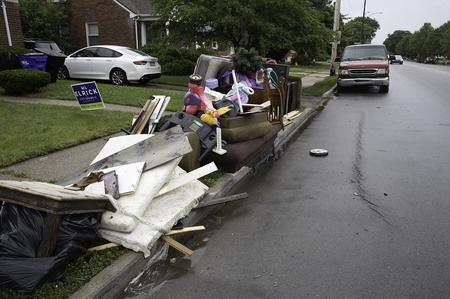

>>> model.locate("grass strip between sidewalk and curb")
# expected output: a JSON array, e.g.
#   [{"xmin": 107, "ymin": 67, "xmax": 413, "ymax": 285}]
[
  {"xmin": 0, "ymin": 80, "xmax": 186, "ymax": 112},
  {"xmin": 0, "ymin": 247, "xmax": 127, "ymax": 299},
  {"xmin": 0, "ymin": 101, "xmax": 132, "ymax": 168},
  {"xmin": 302, "ymin": 75, "xmax": 337, "ymax": 97}
]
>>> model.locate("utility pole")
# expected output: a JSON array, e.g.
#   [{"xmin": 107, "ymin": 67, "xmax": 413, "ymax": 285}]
[
  {"xmin": 361, "ymin": 0, "xmax": 367, "ymax": 43},
  {"xmin": 330, "ymin": 0, "xmax": 341, "ymax": 76}
]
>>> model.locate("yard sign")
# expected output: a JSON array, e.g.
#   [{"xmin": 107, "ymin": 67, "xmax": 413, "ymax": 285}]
[{"xmin": 71, "ymin": 81, "xmax": 105, "ymax": 110}]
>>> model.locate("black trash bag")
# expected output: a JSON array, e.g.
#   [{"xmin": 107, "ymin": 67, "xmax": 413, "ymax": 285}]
[{"xmin": 0, "ymin": 203, "xmax": 98, "ymax": 292}]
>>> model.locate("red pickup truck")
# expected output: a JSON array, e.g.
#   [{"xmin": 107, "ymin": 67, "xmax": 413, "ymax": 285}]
[{"xmin": 337, "ymin": 44, "xmax": 390, "ymax": 93}]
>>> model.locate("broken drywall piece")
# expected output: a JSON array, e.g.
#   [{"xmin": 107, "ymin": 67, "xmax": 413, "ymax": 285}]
[
  {"xmin": 91, "ymin": 135, "xmax": 152, "ymax": 165},
  {"xmin": 84, "ymin": 162, "xmax": 145, "ymax": 196},
  {"xmin": 99, "ymin": 177, "xmax": 208, "ymax": 257},
  {"xmin": 158, "ymin": 162, "xmax": 217, "ymax": 196},
  {"xmin": 59, "ymin": 126, "xmax": 192, "ymax": 186},
  {"xmin": 100, "ymin": 158, "xmax": 181, "ymax": 233}
]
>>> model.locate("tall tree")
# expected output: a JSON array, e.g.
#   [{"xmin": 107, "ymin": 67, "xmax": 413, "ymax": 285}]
[
  {"xmin": 383, "ymin": 30, "xmax": 411, "ymax": 53},
  {"xmin": 152, "ymin": 0, "xmax": 333, "ymax": 63},
  {"xmin": 19, "ymin": 0, "xmax": 70, "ymax": 50},
  {"xmin": 409, "ymin": 23, "xmax": 434, "ymax": 62},
  {"xmin": 341, "ymin": 17, "xmax": 380, "ymax": 46}
]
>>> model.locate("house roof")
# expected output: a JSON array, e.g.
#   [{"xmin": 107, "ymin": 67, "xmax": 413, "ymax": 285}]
[{"xmin": 115, "ymin": 0, "xmax": 157, "ymax": 16}]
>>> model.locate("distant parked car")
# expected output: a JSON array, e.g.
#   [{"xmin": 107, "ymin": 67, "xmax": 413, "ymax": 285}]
[
  {"xmin": 337, "ymin": 44, "xmax": 390, "ymax": 93},
  {"xmin": 390, "ymin": 55, "xmax": 403, "ymax": 64},
  {"xmin": 24, "ymin": 38, "xmax": 65, "ymax": 55},
  {"xmin": 58, "ymin": 45, "xmax": 161, "ymax": 85},
  {"xmin": 424, "ymin": 57, "xmax": 436, "ymax": 64}
]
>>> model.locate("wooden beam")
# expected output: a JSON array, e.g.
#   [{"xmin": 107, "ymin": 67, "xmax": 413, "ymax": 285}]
[
  {"xmin": 161, "ymin": 235, "xmax": 194, "ymax": 256},
  {"xmin": 195, "ymin": 193, "xmax": 249, "ymax": 209},
  {"xmin": 87, "ymin": 242, "xmax": 120, "ymax": 252},
  {"xmin": 165, "ymin": 225, "xmax": 206, "ymax": 236}
]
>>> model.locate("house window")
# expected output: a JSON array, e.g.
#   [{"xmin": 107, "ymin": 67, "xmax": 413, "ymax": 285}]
[
  {"xmin": 86, "ymin": 23, "xmax": 99, "ymax": 46},
  {"xmin": 212, "ymin": 41, "xmax": 219, "ymax": 50}
]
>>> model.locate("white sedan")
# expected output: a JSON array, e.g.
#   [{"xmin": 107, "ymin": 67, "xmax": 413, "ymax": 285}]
[{"xmin": 58, "ymin": 45, "xmax": 161, "ymax": 85}]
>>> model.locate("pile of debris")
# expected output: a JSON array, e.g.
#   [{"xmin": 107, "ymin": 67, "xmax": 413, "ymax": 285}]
[{"xmin": 0, "ymin": 52, "xmax": 303, "ymax": 293}]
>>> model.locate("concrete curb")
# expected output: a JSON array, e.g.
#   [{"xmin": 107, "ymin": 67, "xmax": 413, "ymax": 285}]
[{"xmin": 71, "ymin": 85, "xmax": 336, "ymax": 299}]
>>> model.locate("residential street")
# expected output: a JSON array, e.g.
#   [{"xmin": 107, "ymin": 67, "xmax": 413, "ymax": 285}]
[{"xmin": 127, "ymin": 62, "xmax": 450, "ymax": 298}]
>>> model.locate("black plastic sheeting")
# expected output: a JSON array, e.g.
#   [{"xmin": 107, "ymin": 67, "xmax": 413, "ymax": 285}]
[{"xmin": 0, "ymin": 203, "xmax": 98, "ymax": 292}]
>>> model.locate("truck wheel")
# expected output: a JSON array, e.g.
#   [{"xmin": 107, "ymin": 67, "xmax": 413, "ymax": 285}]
[
  {"xmin": 337, "ymin": 85, "xmax": 345, "ymax": 93},
  {"xmin": 380, "ymin": 85, "xmax": 389, "ymax": 93}
]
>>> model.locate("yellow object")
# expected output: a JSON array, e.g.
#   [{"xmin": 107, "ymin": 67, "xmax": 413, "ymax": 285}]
[{"xmin": 201, "ymin": 107, "xmax": 231, "ymax": 125}]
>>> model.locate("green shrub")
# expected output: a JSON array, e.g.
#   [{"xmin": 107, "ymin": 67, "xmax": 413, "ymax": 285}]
[
  {"xmin": 0, "ymin": 45, "xmax": 28, "ymax": 71},
  {"xmin": 140, "ymin": 42, "xmax": 216, "ymax": 75},
  {"xmin": 0, "ymin": 69, "xmax": 50, "ymax": 95}
]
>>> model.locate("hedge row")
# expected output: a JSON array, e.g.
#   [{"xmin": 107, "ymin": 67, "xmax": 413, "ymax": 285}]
[
  {"xmin": 140, "ymin": 42, "xmax": 216, "ymax": 75},
  {"xmin": 0, "ymin": 69, "xmax": 50, "ymax": 95}
]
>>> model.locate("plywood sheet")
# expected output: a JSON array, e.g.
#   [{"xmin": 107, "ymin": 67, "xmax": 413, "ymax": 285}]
[{"xmin": 0, "ymin": 180, "xmax": 109, "ymax": 214}]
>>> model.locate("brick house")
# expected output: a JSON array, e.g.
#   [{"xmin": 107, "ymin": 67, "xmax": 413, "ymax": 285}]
[
  {"xmin": 65, "ymin": 0, "xmax": 164, "ymax": 50},
  {"xmin": 0, "ymin": 0, "xmax": 24, "ymax": 47}
]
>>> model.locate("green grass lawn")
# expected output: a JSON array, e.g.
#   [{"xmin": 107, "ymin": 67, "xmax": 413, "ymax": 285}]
[
  {"xmin": 302, "ymin": 76, "xmax": 337, "ymax": 97},
  {"xmin": 290, "ymin": 61, "xmax": 330, "ymax": 77},
  {"xmin": 17, "ymin": 79, "xmax": 186, "ymax": 111},
  {"xmin": 151, "ymin": 75, "xmax": 188, "ymax": 87},
  {"xmin": 0, "ymin": 101, "xmax": 132, "ymax": 167}
]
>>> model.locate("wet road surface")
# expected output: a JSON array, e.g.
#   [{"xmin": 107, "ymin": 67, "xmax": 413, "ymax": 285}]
[{"xmin": 125, "ymin": 62, "xmax": 450, "ymax": 298}]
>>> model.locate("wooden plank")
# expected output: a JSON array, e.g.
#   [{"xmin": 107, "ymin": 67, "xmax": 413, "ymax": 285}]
[
  {"xmin": 161, "ymin": 235, "xmax": 194, "ymax": 256},
  {"xmin": 165, "ymin": 225, "xmax": 206, "ymax": 236},
  {"xmin": 87, "ymin": 243, "xmax": 120, "ymax": 252},
  {"xmin": 129, "ymin": 100, "xmax": 151, "ymax": 133},
  {"xmin": 195, "ymin": 193, "xmax": 249, "ymax": 209},
  {"xmin": 132, "ymin": 99, "xmax": 157, "ymax": 134},
  {"xmin": 148, "ymin": 96, "xmax": 171, "ymax": 134},
  {"xmin": 0, "ymin": 180, "xmax": 109, "ymax": 201},
  {"xmin": 158, "ymin": 162, "xmax": 217, "ymax": 196}
]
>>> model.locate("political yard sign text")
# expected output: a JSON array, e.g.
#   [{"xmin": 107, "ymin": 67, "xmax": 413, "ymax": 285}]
[{"xmin": 71, "ymin": 81, "xmax": 105, "ymax": 110}]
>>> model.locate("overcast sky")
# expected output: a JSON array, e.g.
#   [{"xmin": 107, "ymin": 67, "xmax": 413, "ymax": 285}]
[{"xmin": 340, "ymin": 0, "xmax": 450, "ymax": 44}]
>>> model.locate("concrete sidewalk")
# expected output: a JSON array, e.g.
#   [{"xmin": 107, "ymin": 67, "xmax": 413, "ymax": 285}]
[{"xmin": 301, "ymin": 70, "xmax": 330, "ymax": 88}]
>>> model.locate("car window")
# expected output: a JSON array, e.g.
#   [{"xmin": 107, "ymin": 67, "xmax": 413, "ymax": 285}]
[
  {"xmin": 96, "ymin": 47, "xmax": 122, "ymax": 58},
  {"xmin": 121, "ymin": 48, "xmax": 149, "ymax": 57},
  {"xmin": 73, "ymin": 48, "xmax": 97, "ymax": 58},
  {"xmin": 24, "ymin": 41, "xmax": 35, "ymax": 49},
  {"xmin": 35, "ymin": 42, "xmax": 52, "ymax": 50},
  {"xmin": 342, "ymin": 46, "xmax": 387, "ymax": 61}
]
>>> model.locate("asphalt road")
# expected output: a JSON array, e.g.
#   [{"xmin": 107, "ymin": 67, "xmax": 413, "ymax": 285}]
[{"xmin": 126, "ymin": 62, "xmax": 450, "ymax": 298}]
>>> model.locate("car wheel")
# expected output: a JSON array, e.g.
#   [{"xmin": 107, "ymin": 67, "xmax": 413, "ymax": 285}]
[
  {"xmin": 337, "ymin": 85, "xmax": 345, "ymax": 93},
  {"xmin": 110, "ymin": 68, "xmax": 127, "ymax": 85},
  {"xmin": 57, "ymin": 66, "xmax": 69, "ymax": 80},
  {"xmin": 380, "ymin": 85, "xmax": 389, "ymax": 93}
]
